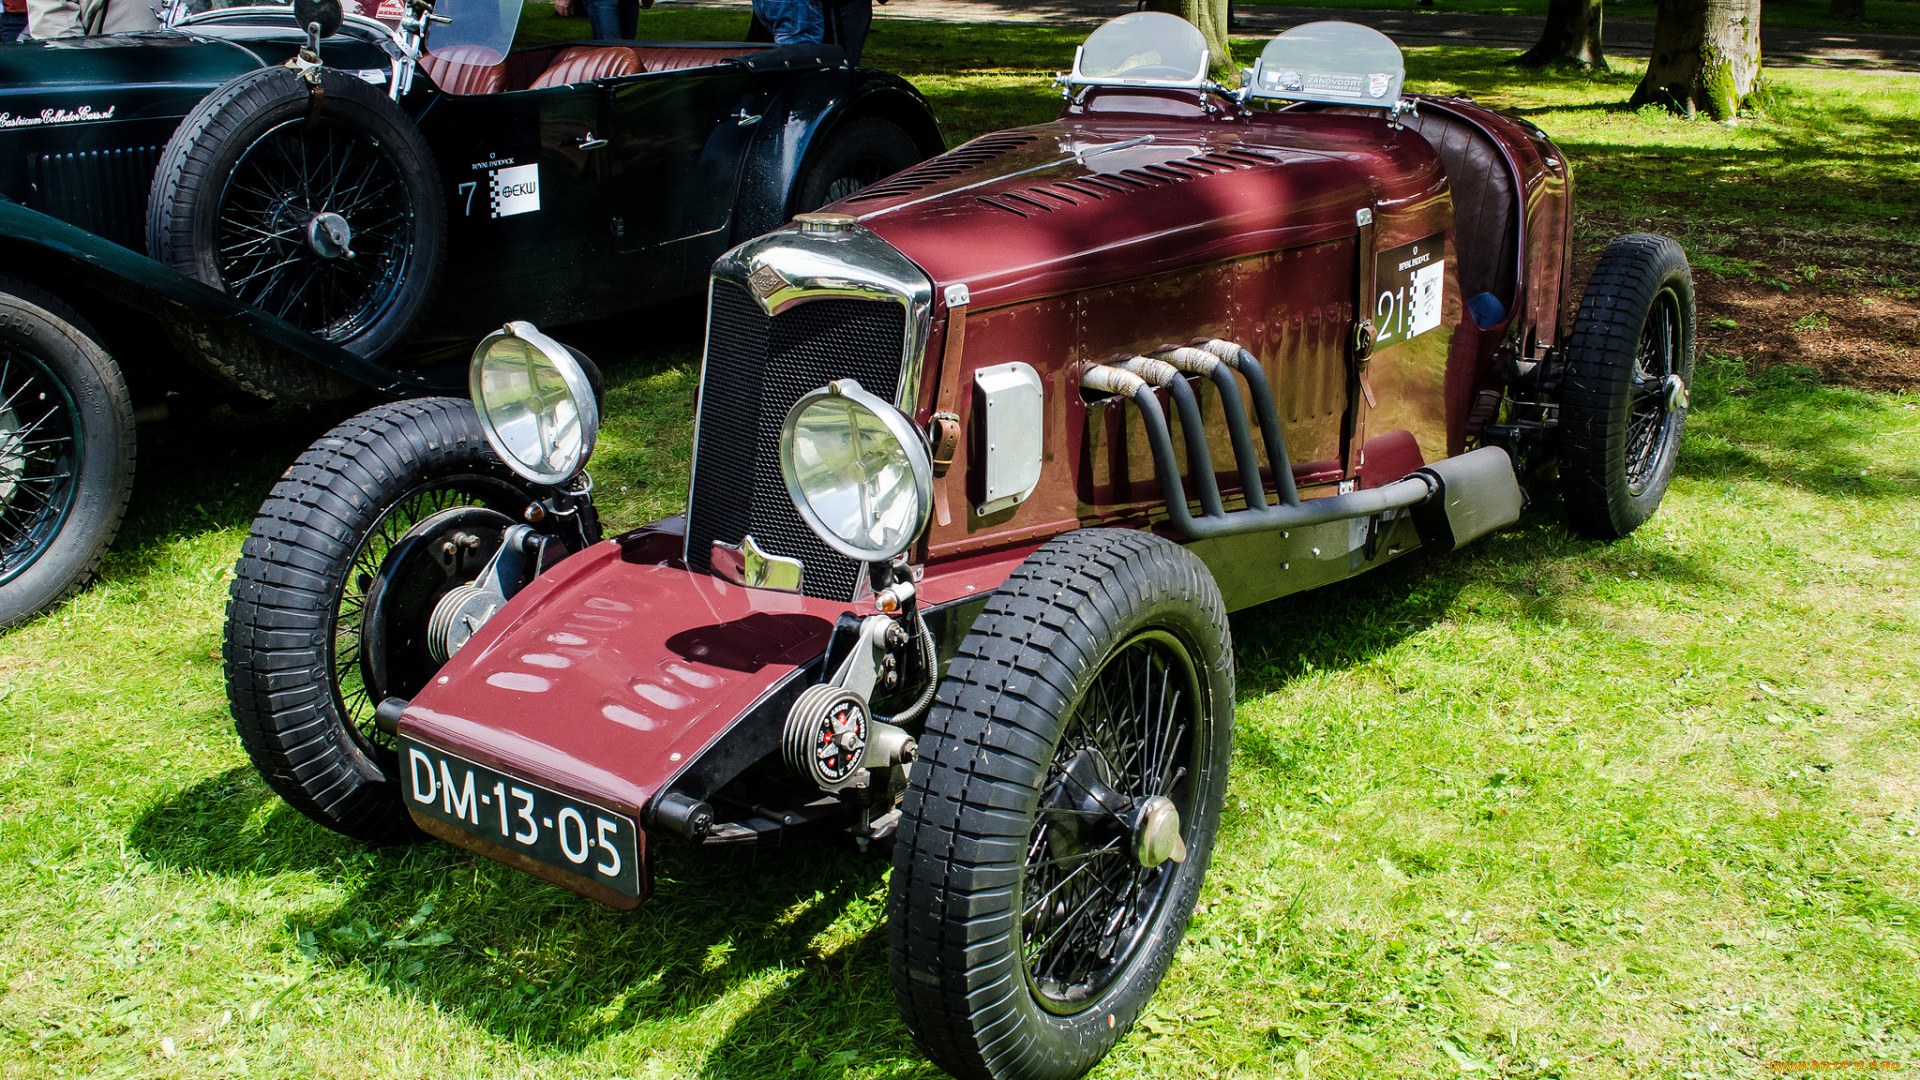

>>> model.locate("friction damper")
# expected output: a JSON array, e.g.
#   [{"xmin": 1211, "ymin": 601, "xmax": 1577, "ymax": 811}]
[{"xmin": 783, "ymin": 683, "xmax": 870, "ymax": 791}]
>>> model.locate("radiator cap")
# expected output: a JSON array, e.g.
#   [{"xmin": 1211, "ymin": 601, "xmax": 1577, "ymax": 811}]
[{"xmin": 794, "ymin": 212, "xmax": 857, "ymax": 236}]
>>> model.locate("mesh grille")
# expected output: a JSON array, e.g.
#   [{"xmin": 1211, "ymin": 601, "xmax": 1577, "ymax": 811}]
[{"xmin": 686, "ymin": 283, "xmax": 907, "ymax": 602}]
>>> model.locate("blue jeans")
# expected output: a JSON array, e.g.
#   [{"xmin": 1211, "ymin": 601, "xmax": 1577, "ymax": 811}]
[
  {"xmin": 751, "ymin": 0, "xmax": 821, "ymax": 44},
  {"xmin": 0, "ymin": 11, "xmax": 25, "ymax": 41},
  {"xmin": 585, "ymin": 0, "xmax": 636, "ymax": 41}
]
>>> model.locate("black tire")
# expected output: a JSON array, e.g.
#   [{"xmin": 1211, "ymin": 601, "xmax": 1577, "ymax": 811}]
[
  {"xmin": 889, "ymin": 529, "xmax": 1234, "ymax": 1080},
  {"xmin": 1558, "ymin": 233, "xmax": 1695, "ymax": 539},
  {"xmin": 792, "ymin": 115, "xmax": 925, "ymax": 213},
  {"xmin": 148, "ymin": 66, "xmax": 445, "ymax": 360},
  {"xmin": 224, "ymin": 398, "xmax": 535, "ymax": 844},
  {"xmin": 0, "ymin": 277, "xmax": 135, "ymax": 630}
]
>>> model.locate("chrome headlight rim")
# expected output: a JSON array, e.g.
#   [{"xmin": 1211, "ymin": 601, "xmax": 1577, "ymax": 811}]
[
  {"xmin": 468, "ymin": 320, "xmax": 600, "ymax": 487},
  {"xmin": 778, "ymin": 378, "xmax": 934, "ymax": 565}
]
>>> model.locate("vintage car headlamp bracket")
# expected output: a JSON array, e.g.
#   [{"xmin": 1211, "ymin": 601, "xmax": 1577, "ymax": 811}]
[
  {"xmin": 778, "ymin": 378, "xmax": 934, "ymax": 566},
  {"xmin": 782, "ymin": 613, "xmax": 920, "ymax": 794},
  {"xmin": 469, "ymin": 320, "xmax": 601, "ymax": 488}
]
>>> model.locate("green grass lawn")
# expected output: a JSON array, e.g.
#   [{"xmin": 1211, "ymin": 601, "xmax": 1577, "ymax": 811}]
[
  {"xmin": 2, "ymin": 15, "xmax": 1918, "ymax": 1080},
  {"xmin": 1242, "ymin": 0, "xmax": 1920, "ymax": 36}
]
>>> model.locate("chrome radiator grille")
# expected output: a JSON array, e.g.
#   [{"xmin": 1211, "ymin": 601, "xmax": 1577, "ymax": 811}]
[{"xmin": 685, "ymin": 282, "xmax": 908, "ymax": 602}]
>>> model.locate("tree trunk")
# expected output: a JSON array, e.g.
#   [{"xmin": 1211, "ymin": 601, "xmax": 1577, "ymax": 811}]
[
  {"xmin": 1142, "ymin": 0, "xmax": 1235, "ymax": 81},
  {"xmin": 1828, "ymin": 0, "xmax": 1866, "ymax": 20},
  {"xmin": 1518, "ymin": 0, "xmax": 1608, "ymax": 69},
  {"xmin": 1630, "ymin": 0, "xmax": 1762, "ymax": 119}
]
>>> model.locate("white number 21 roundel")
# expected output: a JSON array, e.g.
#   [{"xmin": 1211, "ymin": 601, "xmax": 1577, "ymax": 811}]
[{"xmin": 1372, "ymin": 234, "xmax": 1446, "ymax": 347}]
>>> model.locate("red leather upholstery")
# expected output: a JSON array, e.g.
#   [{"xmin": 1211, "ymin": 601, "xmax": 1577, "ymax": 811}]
[
  {"xmin": 631, "ymin": 46, "xmax": 765, "ymax": 72},
  {"xmin": 421, "ymin": 45, "xmax": 507, "ymax": 95},
  {"xmin": 529, "ymin": 46, "xmax": 641, "ymax": 89}
]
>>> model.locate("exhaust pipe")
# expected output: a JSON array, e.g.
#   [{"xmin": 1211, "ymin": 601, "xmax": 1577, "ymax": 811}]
[{"xmin": 1082, "ymin": 342, "xmax": 1522, "ymax": 546}]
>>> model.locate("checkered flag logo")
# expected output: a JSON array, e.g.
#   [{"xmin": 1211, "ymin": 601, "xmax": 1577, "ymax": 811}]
[{"xmin": 489, "ymin": 164, "xmax": 540, "ymax": 219}]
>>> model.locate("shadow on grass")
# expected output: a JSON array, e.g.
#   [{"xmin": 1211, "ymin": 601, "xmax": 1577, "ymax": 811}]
[
  {"xmin": 282, "ymin": 841, "xmax": 909, "ymax": 1065},
  {"xmin": 128, "ymin": 768, "xmax": 916, "ymax": 1070},
  {"xmin": 129, "ymin": 767, "xmax": 369, "ymax": 877}
]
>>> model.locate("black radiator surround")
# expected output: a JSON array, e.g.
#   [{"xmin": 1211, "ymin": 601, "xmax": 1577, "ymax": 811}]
[{"xmin": 685, "ymin": 282, "xmax": 908, "ymax": 602}]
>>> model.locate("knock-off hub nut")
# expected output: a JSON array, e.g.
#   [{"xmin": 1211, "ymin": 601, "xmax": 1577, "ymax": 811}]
[{"xmin": 1132, "ymin": 795, "xmax": 1188, "ymax": 867}]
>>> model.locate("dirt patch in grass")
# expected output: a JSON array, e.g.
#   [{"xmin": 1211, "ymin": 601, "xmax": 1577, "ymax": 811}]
[
  {"xmin": 1696, "ymin": 281, "xmax": 1920, "ymax": 392},
  {"xmin": 1566, "ymin": 240, "xmax": 1920, "ymax": 392}
]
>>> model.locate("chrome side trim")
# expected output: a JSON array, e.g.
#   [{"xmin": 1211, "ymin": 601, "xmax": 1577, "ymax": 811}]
[{"xmin": 710, "ymin": 223, "xmax": 934, "ymax": 415}]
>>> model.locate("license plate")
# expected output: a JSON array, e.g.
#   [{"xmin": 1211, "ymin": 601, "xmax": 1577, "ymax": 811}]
[{"xmin": 400, "ymin": 737, "xmax": 643, "ymax": 897}]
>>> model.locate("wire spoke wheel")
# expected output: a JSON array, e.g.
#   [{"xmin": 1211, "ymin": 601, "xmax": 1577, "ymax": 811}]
[
  {"xmin": 0, "ymin": 348, "xmax": 82, "ymax": 587},
  {"xmin": 1623, "ymin": 287, "xmax": 1682, "ymax": 495},
  {"xmin": 226, "ymin": 399, "xmax": 532, "ymax": 844},
  {"xmin": 328, "ymin": 476, "xmax": 521, "ymax": 751},
  {"xmin": 150, "ymin": 66, "xmax": 445, "ymax": 361},
  {"xmin": 214, "ymin": 118, "xmax": 413, "ymax": 343},
  {"xmin": 1021, "ymin": 630, "xmax": 1198, "ymax": 1009},
  {"xmin": 891, "ymin": 530, "xmax": 1232, "ymax": 1080},
  {"xmin": 1557, "ymin": 233, "xmax": 1695, "ymax": 540}
]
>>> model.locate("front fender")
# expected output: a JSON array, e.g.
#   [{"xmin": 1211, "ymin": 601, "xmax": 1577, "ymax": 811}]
[
  {"xmin": 0, "ymin": 197, "xmax": 450, "ymax": 401},
  {"xmin": 729, "ymin": 68, "xmax": 942, "ymax": 244},
  {"xmin": 395, "ymin": 519, "xmax": 846, "ymax": 904}
]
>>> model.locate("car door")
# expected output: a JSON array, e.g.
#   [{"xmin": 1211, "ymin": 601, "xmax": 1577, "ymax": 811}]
[
  {"xmin": 599, "ymin": 63, "xmax": 759, "ymax": 299},
  {"xmin": 415, "ymin": 80, "xmax": 609, "ymax": 346}
]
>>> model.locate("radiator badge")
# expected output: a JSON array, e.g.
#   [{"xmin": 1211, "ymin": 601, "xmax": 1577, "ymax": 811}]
[
  {"xmin": 747, "ymin": 263, "xmax": 788, "ymax": 301},
  {"xmin": 0, "ymin": 104, "xmax": 117, "ymax": 129}
]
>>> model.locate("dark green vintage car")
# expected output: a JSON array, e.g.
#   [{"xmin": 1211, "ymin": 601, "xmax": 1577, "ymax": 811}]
[{"xmin": 0, "ymin": 0, "xmax": 940, "ymax": 627}]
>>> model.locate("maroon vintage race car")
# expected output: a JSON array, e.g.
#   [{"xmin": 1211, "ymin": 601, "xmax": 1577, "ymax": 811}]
[{"xmin": 223, "ymin": 15, "xmax": 1693, "ymax": 1080}]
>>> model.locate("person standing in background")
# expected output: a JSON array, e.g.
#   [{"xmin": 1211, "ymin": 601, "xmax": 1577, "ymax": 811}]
[
  {"xmin": 558, "ymin": 0, "xmax": 648, "ymax": 42},
  {"xmin": 747, "ymin": 0, "xmax": 876, "ymax": 61},
  {"xmin": 2, "ymin": 0, "xmax": 27, "ymax": 43},
  {"xmin": 749, "ymin": 0, "xmax": 821, "ymax": 45},
  {"xmin": 26, "ymin": 0, "xmax": 159, "ymax": 36}
]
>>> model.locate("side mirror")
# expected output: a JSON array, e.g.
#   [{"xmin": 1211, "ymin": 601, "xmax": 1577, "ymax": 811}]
[{"xmin": 293, "ymin": 0, "xmax": 344, "ymax": 38}]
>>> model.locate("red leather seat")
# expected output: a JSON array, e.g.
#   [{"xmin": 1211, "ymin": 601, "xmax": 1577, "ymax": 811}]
[
  {"xmin": 529, "ymin": 46, "xmax": 640, "ymax": 89},
  {"xmin": 630, "ymin": 46, "xmax": 765, "ymax": 73},
  {"xmin": 421, "ymin": 45, "xmax": 507, "ymax": 95}
]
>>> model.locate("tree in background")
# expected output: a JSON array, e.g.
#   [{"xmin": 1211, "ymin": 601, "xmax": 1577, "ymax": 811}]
[
  {"xmin": 1518, "ymin": 0, "xmax": 1608, "ymax": 68},
  {"xmin": 1630, "ymin": 0, "xmax": 1764, "ymax": 119},
  {"xmin": 1142, "ymin": 0, "xmax": 1235, "ymax": 82},
  {"xmin": 1829, "ymin": 0, "xmax": 1865, "ymax": 20}
]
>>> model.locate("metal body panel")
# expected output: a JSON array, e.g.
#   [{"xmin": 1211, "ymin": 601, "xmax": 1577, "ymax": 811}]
[
  {"xmin": 394, "ymin": 519, "xmax": 1041, "ymax": 841},
  {"xmin": 397, "ymin": 521, "xmax": 842, "ymax": 826},
  {"xmin": 726, "ymin": 69, "xmax": 945, "ymax": 245},
  {"xmin": 863, "ymin": 101, "xmax": 1468, "ymax": 566},
  {"xmin": 974, "ymin": 360, "xmax": 1045, "ymax": 514}
]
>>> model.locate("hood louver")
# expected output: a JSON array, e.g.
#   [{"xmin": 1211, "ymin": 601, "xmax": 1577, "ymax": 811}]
[
  {"xmin": 973, "ymin": 148, "xmax": 1278, "ymax": 218},
  {"xmin": 845, "ymin": 133, "xmax": 1040, "ymax": 203}
]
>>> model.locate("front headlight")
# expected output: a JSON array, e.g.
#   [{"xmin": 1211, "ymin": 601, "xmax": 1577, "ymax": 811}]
[
  {"xmin": 469, "ymin": 321, "xmax": 600, "ymax": 486},
  {"xmin": 779, "ymin": 379, "xmax": 933, "ymax": 564}
]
